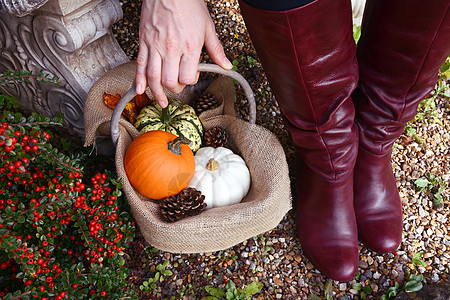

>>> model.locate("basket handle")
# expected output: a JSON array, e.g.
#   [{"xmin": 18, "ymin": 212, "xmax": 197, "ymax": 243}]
[{"xmin": 110, "ymin": 63, "xmax": 256, "ymax": 147}]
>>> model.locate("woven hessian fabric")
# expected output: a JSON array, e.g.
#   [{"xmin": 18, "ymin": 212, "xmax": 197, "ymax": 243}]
[{"xmin": 84, "ymin": 62, "xmax": 292, "ymax": 253}]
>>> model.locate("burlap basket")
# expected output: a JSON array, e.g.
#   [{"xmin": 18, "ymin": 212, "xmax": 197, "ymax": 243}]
[{"xmin": 84, "ymin": 61, "xmax": 292, "ymax": 253}]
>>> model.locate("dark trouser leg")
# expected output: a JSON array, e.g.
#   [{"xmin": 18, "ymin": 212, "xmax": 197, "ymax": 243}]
[{"xmin": 242, "ymin": 0, "xmax": 315, "ymax": 11}]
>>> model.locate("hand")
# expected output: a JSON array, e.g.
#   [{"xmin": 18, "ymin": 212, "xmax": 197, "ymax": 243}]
[{"xmin": 136, "ymin": 0, "xmax": 233, "ymax": 108}]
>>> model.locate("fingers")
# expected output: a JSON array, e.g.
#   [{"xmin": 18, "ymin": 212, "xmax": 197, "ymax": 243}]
[
  {"xmin": 179, "ymin": 52, "xmax": 200, "ymax": 86},
  {"xmin": 135, "ymin": 44, "xmax": 149, "ymax": 95},
  {"xmin": 147, "ymin": 50, "xmax": 169, "ymax": 108},
  {"xmin": 161, "ymin": 51, "xmax": 185, "ymax": 94},
  {"xmin": 205, "ymin": 25, "xmax": 233, "ymax": 70},
  {"xmin": 136, "ymin": 39, "xmax": 197, "ymax": 108},
  {"xmin": 137, "ymin": 41, "xmax": 169, "ymax": 108},
  {"xmin": 137, "ymin": 47, "xmax": 196, "ymax": 108}
]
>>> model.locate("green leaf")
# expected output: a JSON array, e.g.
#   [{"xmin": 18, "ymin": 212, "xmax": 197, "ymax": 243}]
[
  {"xmin": 353, "ymin": 25, "xmax": 361, "ymax": 43},
  {"xmin": 404, "ymin": 280, "xmax": 423, "ymax": 292},
  {"xmin": 247, "ymin": 56, "xmax": 256, "ymax": 67},
  {"xmin": 415, "ymin": 178, "xmax": 430, "ymax": 189},
  {"xmin": 412, "ymin": 252, "xmax": 427, "ymax": 267},
  {"xmin": 226, "ymin": 280, "xmax": 238, "ymax": 292},
  {"xmin": 205, "ymin": 286, "xmax": 226, "ymax": 297},
  {"xmin": 386, "ymin": 282, "xmax": 400, "ymax": 297},
  {"xmin": 409, "ymin": 274, "xmax": 424, "ymax": 282},
  {"xmin": 226, "ymin": 291, "xmax": 234, "ymax": 300},
  {"xmin": 162, "ymin": 260, "xmax": 170, "ymax": 268},
  {"xmin": 443, "ymin": 66, "xmax": 450, "ymax": 80},
  {"xmin": 244, "ymin": 281, "xmax": 263, "ymax": 296},
  {"xmin": 232, "ymin": 59, "xmax": 239, "ymax": 71}
]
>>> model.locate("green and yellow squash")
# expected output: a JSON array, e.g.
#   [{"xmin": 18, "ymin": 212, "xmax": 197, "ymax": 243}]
[{"xmin": 134, "ymin": 101, "xmax": 203, "ymax": 152}]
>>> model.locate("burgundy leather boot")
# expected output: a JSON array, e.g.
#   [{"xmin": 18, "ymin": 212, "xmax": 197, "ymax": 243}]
[
  {"xmin": 239, "ymin": 0, "xmax": 359, "ymax": 281},
  {"xmin": 353, "ymin": 0, "xmax": 450, "ymax": 253}
]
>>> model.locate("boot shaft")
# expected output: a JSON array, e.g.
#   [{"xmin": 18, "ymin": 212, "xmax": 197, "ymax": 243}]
[
  {"xmin": 355, "ymin": 0, "xmax": 450, "ymax": 154},
  {"xmin": 239, "ymin": 0, "xmax": 358, "ymax": 127},
  {"xmin": 239, "ymin": 0, "xmax": 359, "ymax": 180}
]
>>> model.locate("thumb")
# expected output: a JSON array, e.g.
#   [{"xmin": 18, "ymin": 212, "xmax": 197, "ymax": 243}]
[{"xmin": 204, "ymin": 27, "xmax": 233, "ymax": 70}]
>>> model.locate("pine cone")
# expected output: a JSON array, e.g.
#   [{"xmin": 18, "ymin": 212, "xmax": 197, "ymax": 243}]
[
  {"xmin": 160, "ymin": 188, "xmax": 206, "ymax": 223},
  {"xmin": 194, "ymin": 92, "xmax": 219, "ymax": 114},
  {"xmin": 204, "ymin": 126, "xmax": 230, "ymax": 148}
]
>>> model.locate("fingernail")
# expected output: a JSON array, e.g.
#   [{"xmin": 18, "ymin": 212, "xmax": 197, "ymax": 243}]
[
  {"xmin": 223, "ymin": 57, "xmax": 233, "ymax": 70},
  {"xmin": 135, "ymin": 83, "xmax": 142, "ymax": 94}
]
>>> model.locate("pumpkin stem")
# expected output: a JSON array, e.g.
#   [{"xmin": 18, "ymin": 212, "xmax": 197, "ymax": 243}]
[
  {"xmin": 167, "ymin": 136, "xmax": 192, "ymax": 155},
  {"xmin": 206, "ymin": 158, "xmax": 219, "ymax": 171}
]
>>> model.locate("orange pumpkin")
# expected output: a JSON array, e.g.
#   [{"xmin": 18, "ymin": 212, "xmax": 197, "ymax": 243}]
[{"xmin": 124, "ymin": 130, "xmax": 195, "ymax": 200}]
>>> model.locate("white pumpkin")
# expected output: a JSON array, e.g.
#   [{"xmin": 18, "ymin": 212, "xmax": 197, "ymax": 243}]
[{"xmin": 188, "ymin": 147, "xmax": 251, "ymax": 209}]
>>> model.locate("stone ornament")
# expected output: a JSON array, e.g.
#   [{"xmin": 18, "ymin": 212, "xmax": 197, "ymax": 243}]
[
  {"xmin": 0, "ymin": 0, "xmax": 49, "ymax": 17},
  {"xmin": 0, "ymin": 0, "xmax": 129, "ymax": 135}
]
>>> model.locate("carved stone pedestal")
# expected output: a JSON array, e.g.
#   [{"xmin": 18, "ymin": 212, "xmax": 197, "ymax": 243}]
[{"xmin": 0, "ymin": 0, "xmax": 129, "ymax": 136}]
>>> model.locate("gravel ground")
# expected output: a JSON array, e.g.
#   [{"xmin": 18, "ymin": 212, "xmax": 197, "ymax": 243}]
[{"xmin": 112, "ymin": 1, "xmax": 449, "ymax": 299}]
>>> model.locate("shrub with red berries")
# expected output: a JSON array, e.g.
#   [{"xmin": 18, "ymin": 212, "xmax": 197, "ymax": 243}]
[{"xmin": 0, "ymin": 94, "xmax": 136, "ymax": 299}]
